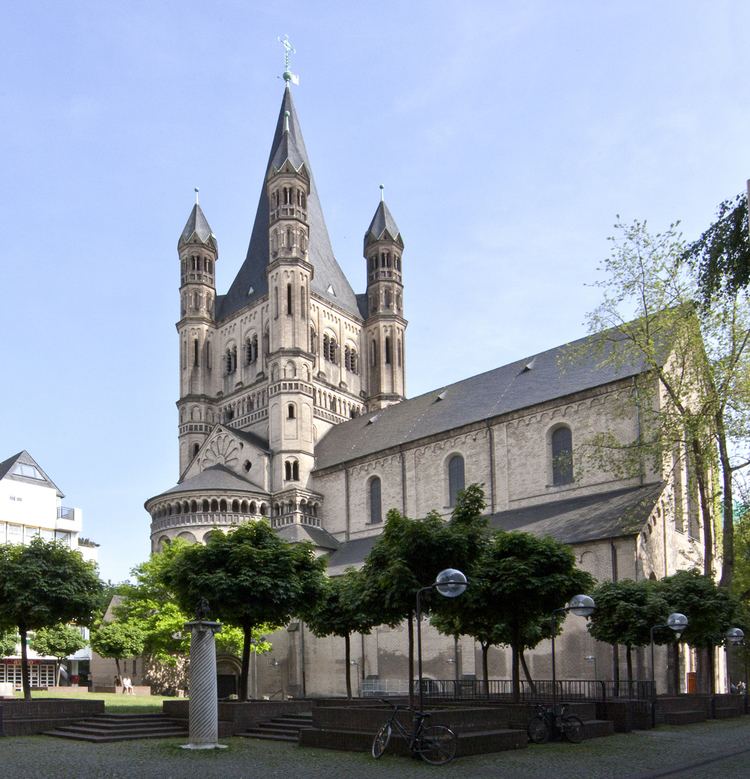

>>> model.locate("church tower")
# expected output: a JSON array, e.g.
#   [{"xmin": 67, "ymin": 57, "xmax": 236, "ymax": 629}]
[
  {"xmin": 364, "ymin": 192, "xmax": 406, "ymax": 409},
  {"xmin": 176, "ymin": 195, "xmax": 218, "ymax": 474},
  {"xmin": 266, "ymin": 87, "xmax": 316, "ymax": 493}
]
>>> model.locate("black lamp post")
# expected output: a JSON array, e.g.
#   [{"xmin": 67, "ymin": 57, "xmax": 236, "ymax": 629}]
[
  {"xmin": 725, "ymin": 627, "xmax": 745, "ymax": 696},
  {"xmin": 415, "ymin": 568, "xmax": 468, "ymax": 711},
  {"xmin": 550, "ymin": 594, "xmax": 596, "ymax": 710},
  {"xmin": 649, "ymin": 612, "xmax": 688, "ymax": 725}
]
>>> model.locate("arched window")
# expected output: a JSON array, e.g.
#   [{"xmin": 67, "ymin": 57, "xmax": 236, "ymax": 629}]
[
  {"xmin": 551, "ymin": 426, "xmax": 573, "ymax": 486},
  {"xmin": 448, "ymin": 454, "xmax": 465, "ymax": 507},
  {"xmin": 385, "ymin": 337, "xmax": 392, "ymax": 365},
  {"xmin": 192, "ymin": 442, "xmax": 200, "ymax": 458},
  {"xmin": 370, "ymin": 339, "xmax": 377, "ymax": 367},
  {"xmin": 287, "ymin": 403, "xmax": 296, "ymax": 419},
  {"xmin": 292, "ymin": 461, "xmax": 299, "ymax": 481},
  {"xmin": 369, "ymin": 477, "xmax": 382, "ymax": 524},
  {"xmin": 287, "ymin": 283, "xmax": 293, "ymax": 315},
  {"xmin": 285, "ymin": 461, "xmax": 292, "ymax": 481}
]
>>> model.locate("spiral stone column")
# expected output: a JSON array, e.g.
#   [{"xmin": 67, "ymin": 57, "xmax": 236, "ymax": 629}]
[{"xmin": 181, "ymin": 619, "xmax": 226, "ymax": 750}]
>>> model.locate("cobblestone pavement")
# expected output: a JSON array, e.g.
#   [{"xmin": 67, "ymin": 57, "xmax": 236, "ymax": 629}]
[{"xmin": 2, "ymin": 718, "xmax": 750, "ymax": 779}]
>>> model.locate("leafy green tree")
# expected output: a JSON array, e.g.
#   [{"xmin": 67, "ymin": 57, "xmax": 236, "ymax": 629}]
[
  {"xmin": 587, "ymin": 580, "xmax": 670, "ymax": 687},
  {"xmin": 359, "ymin": 485, "xmax": 488, "ymax": 699},
  {"xmin": 0, "ymin": 628, "xmax": 17, "ymax": 658},
  {"xmin": 454, "ymin": 530, "xmax": 594, "ymax": 702},
  {"xmin": 90, "ymin": 621, "xmax": 146, "ymax": 680},
  {"xmin": 306, "ymin": 569, "xmax": 373, "ymax": 698},
  {"xmin": 657, "ymin": 569, "xmax": 741, "ymax": 693},
  {"xmin": 682, "ymin": 192, "xmax": 750, "ymax": 302},
  {"xmin": 163, "ymin": 522, "xmax": 326, "ymax": 700},
  {"xmin": 30, "ymin": 624, "xmax": 86, "ymax": 685},
  {"xmin": 0, "ymin": 537, "xmax": 103, "ymax": 700},
  {"xmin": 580, "ymin": 218, "xmax": 750, "ymax": 584}
]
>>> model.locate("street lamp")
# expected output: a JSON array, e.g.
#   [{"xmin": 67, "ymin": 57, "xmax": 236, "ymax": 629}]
[
  {"xmin": 416, "ymin": 568, "xmax": 468, "ymax": 711},
  {"xmin": 550, "ymin": 595, "xmax": 595, "ymax": 709},
  {"xmin": 585, "ymin": 654, "xmax": 598, "ymax": 681},
  {"xmin": 725, "ymin": 628, "xmax": 745, "ymax": 697},
  {"xmin": 650, "ymin": 613, "xmax": 687, "ymax": 723}
]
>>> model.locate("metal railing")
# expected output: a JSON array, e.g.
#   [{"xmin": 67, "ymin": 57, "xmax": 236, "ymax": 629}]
[
  {"xmin": 57, "ymin": 507, "xmax": 74, "ymax": 520},
  {"xmin": 405, "ymin": 678, "xmax": 655, "ymax": 703}
]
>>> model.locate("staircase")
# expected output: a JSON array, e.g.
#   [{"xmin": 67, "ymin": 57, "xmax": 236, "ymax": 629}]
[
  {"xmin": 239, "ymin": 712, "xmax": 313, "ymax": 743},
  {"xmin": 45, "ymin": 713, "xmax": 188, "ymax": 742}
]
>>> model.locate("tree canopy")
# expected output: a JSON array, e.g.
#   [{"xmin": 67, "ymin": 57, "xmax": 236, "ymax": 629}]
[
  {"xmin": 0, "ymin": 628, "xmax": 17, "ymax": 658},
  {"xmin": 90, "ymin": 620, "xmax": 146, "ymax": 679},
  {"xmin": 306, "ymin": 568, "xmax": 373, "ymax": 698},
  {"xmin": 30, "ymin": 624, "xmax": 86, "ymax": 685},
  {"xmin": 0, "ymin": 537, "xmax": 103, "ymax": 699},
  {"xmin": 682, "ymin": 192, "xmax": 750, "ymax": 302},
  {"xmin": 163, "ymin": 521, "xmax": 326, "ymax": 699}
]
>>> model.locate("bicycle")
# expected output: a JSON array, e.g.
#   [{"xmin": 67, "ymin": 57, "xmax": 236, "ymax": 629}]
[
  {"xmin": 527, "ymin": 702, "xmax": 584, "ymax": 744},
  {"xmin": 371, "ymin": 698, "xmax": 457, "ymax": 764}
]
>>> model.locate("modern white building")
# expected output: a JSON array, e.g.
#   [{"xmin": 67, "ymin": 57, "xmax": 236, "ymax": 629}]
[{"xmin": 0, "ymin": 450, "xmax": 99, "ymax": 688}]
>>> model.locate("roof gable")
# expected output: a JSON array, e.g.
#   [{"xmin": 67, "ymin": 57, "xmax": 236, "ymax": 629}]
[{"xmin": 0, "ymin": 450, "xmax": 64, "ymax": 497}]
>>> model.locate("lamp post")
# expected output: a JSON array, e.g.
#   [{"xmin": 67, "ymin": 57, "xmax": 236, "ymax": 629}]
[
  {"xmin": 725, "ymin": 627, "xmax": 745, "ymax": 696},
  {"xmin": 649, "ymin": 612, "xmax": 687, "ymax": 725},
  {"xmin": 550, "ymin": 595, "xmax": 595, "ymax": 710},
  {"xmin": 415, "ymin": 568, "xmax": 468, "ymax": 711},
  {"xmin": 585, "ymin": 654, "xmax": 598, "ymax": 681}
]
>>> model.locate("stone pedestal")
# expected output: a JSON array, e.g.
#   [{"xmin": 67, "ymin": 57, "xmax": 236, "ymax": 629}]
[{"xmin": 181, "ymin": 619, "xmax": 227, "ymax": 750}]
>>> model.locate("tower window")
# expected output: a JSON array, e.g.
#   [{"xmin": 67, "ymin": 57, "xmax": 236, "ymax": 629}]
[
  {"xmin": 385, "ymin": 337, "xmax": 392, "ymax": 365},
  {"xmin": 192, "ymin": 443, "xmax": 200, "ymax": 458},
  {"xmin": 369, "ymin": 476, "xmax": 382, "ymax": 524},
  {"xmin": 287, "ymin": 403, "xmax": 296, "ymax": 419},
  {"xmin": 551, "ymin": 426, "xmax": 573, "ymax": 486},
  {"xmin": 287, "ymin": 284, "xmax": 293, "ymax": 315},
  {"xmin": 384, "ymin": 290, "xmax": 392, "ymax": 309},
  {"xmin": 398, "ymin": 339, "xmax": 402, "ymax": 367},
  {"xmin": 370, "ymin": 339, "xmax": 377, "ymax": 367},
  {"xmin": 285, "ymin": 461, "xmax": 292, "ymax": 480},
  {"xmin": 286, "ymin": 227, "xmax": 293, "ymax": 248},
  {"xmin": 300, "ymin": 285, "xmax": 305, "ymax": 317},
  {"xmin": 448, "ymin": 454, "xmax": 465, "ymax": 507},
  {"xmin": 193, "ymin": 339, "xmax": 199, "ymax": 367},
  {"xmin": 292, "ymin": 461, "xmax": 299, "ymax": 481}
]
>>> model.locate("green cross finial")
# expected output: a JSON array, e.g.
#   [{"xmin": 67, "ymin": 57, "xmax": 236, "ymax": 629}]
[{"xmin": 278, "ymin": 35, "xmax": 299, "ymax": 85}]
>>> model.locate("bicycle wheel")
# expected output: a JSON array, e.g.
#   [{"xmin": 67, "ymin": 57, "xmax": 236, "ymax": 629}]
[
  {"xmin": 371, "ymin": 722, "xmax": 391, "ymax": 758},
  {"xmin": 562, "ymin": 715, "xmax": 584, "ymax": 744},
  {"xmin": 527, "ymin": 716, "xmax": 550, "ymax": 744},
  {"xmin": 418, "ymin": 725, "xmax": 457, "ymax": 765}
]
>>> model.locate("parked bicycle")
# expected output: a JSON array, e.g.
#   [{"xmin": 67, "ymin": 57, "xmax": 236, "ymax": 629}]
[
  {"xmin": 371, "ymin": 698, "xmax": 457, "ymax": 764},
  {"xmin": 527, "ymin": 702, "xmax": 584, "ymax": 744}
]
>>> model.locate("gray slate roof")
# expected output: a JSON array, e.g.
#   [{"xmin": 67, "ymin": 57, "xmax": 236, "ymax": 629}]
[
  {"xmin": 488, "ymin": 483, "xmax": 664, "ymax": 545},
  {"xmin": 0, "ymin": 450, "xmax": 64, "ymax": 497},
  {"xmin": 232, "ymin": 427, "xmax": 270, "ymax": 452},
  {"xmin": 146, "ymin": 465, "xmax": 266, "ymax": 503},
  {"xmin": 218, "ymin": 86, "xmax": 359, "ymax": 321},
  {"xmin": 276, "ymin": 523, "xmax": 341, "ymax": 551},
  {"xmin": 178, "ymin": 203, "xmax": 216, "ymax": 250},
  {"xmin": 325, "ymin": 483, "xmax": 662, "ymax": 574},
  {"xmin": 314, "ymin": 328, "xmax": 658, "ymax": 471},
  {"xmin": 364, "ymin": 200, "xmax": 403, "ymax": 250}
]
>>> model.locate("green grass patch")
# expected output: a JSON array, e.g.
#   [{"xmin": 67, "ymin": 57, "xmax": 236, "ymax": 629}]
[{"xmin": 10, "ymin": 688, "xmax": 177, "ymax": 714}]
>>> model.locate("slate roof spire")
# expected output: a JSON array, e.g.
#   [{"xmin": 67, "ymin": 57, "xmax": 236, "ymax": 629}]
[
  {"xmin": 178, "ymin": 191, "xmax": 217, "ymax": 251},
  {"xmin": 364, "ymin": 194, "xmax": 404, "ymax": 251},
  {"xmin": 218, "ymin": 85, "xmax": 359, "ymax": 320}
]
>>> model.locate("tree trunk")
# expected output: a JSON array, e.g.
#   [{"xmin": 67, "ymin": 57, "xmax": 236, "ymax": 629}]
[
  {"xmin": 626, "ymin": 645, "xmax": 633, "ymax": 689},
  {"xmin": 407, "ymin": 612, "xmax": 414, "ymax": 706},
  {"xmin": 511, "ymin": 639, "xmax": 520, "ymax": 703},
  {"xmin": 240, "ymin": 624, "xmax": 253, "ymax": 700},
  {"xmin": 716, "ymin": 412, "xmax": 734, "ymax": 588},
  {"xmin": 19, "ymin": 624, "xmax": 31, "ymax": 701},
  {"xmin": 671, "ymin": 643, "xmax": 680, "ymax": 695},
  {"xmin": 114, "ymin": 657, "xmax": 122, "ymax": 678},
  {"xmin": 344, "ymin": 633, "xmax": 352, "ymax": 699},
  {"xmin": 612, "ymin": 644, "xmax": 620, "ymax": 697},
  {"xmin": 707, "ymin": 646, "xmax": 716, "ymax": 695},
  {"xmin": 482, "ymin": 642, "xmax": 489, "ymax": 697},
  {"xmin": 520, "ymin": 649, "xmax": 537, "ymax": 694},
  {"xmin": 690, "ymin": 439, "xmax": 714, "ymax": 577}
]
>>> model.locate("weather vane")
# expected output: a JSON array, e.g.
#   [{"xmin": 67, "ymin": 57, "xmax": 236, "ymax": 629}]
[{"xmin": 278, "ymin": 35, "xmax": 300, "ymax": 86}]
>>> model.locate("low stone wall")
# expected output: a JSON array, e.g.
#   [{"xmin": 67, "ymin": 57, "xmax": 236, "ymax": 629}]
[
  {"xmin": 596, "ymin": 700, "xmax": 652, "ymax": 732},
  {"xmin": 90, "ymin": 685, "xmax": 152, "ymax": 696},
  {"xmin": 163, "ymin": 699, "xmax": 313, "ymax": 735},
  {"xmin": 0, "ymin": 699, "xmax": 104, "ymax": 736}
]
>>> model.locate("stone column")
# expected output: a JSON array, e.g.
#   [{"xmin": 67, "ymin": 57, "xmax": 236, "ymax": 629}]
[{"xmin": 181, "ymin": 619, "xmax": 226, "ymax": 750}]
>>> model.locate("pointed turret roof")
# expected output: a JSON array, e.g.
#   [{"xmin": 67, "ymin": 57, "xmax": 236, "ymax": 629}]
[
  {"xmin": 364, "ymin": 199, "xmax": 403, "ymax": 250},
  {"xmin": 218, "ymin": 86, "xmax": 359, "ymax": 320},
  {"xmin": 178, "ymin": 203, "xmax": 217, "ymax": 251}
]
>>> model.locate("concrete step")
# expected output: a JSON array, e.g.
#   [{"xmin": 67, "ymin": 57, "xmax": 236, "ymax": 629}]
[
  {"xmin": 44, "ymin": 714, "xmax": 189, "ymax": 742},
  {"xmin": 240, "ymin": 731, "xmax": 298, "ymax": 743},
  {"xmin": 664, "ymin": 710, "xmax": 706, "ymax": 726},
  {"xmin": 45, "ymin": 728, "xmax": 187, "ymax": 743}
]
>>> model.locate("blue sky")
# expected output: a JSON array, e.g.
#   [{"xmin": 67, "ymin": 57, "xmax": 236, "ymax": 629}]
[{"xmin": 2, "ymin": 1, "xmax": 748, "ymax": 583}]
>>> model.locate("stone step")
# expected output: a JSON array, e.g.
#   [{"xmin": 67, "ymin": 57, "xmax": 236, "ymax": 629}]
[
  {"xmin": 240, "ymin": 731, "xmax": 298, "ymax": 743},
  {"xmin": 44, "ymin": 713, "xmax": 189, "ymax": 742},
  {"xmin": 664, "ymin": 710, "xmax": 706, "ymax": 726},
  {"xmin": 713, "ymin": 707, "xmax": 743, "ymax": 719}
]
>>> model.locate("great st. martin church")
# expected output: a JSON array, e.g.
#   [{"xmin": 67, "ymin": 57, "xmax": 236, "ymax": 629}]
[{"xmin": 145, "ymin": 76, "xmax": 709, "ymax": 696}]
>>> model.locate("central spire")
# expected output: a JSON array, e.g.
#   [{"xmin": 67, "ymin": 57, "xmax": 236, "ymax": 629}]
[{"xmin": 218, "ymin": 84, "xmax": 359, "ymax": 321}]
